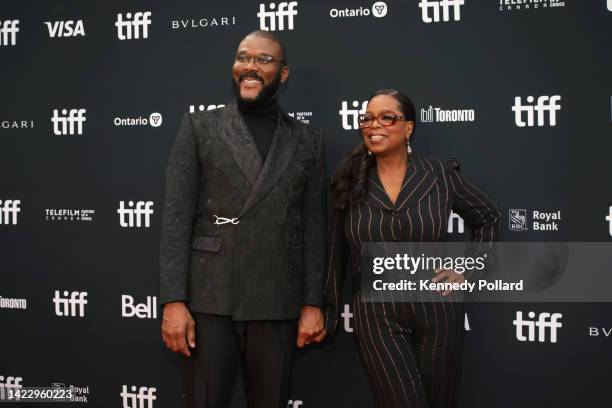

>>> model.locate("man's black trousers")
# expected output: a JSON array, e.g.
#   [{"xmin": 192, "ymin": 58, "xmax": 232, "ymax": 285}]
[{"xmin": 184, "ymin": 312, "xmax": 298, "ymax": 408}]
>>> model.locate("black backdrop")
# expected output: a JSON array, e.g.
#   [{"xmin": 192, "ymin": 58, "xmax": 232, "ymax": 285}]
[{"xmin": 1, "ymin": 1, "xmax": 611, "ymax": 407}]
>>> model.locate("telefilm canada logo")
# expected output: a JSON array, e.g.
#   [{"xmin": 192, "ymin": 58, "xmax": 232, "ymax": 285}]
[
  {"xmin": 329, "ymin": 1, "xmax": 388, "ymax": 19},
  {"xmin": 44, "ymin": 208, "xmax": 94, "ymax": 222},
  {"xmin": 420, "ymin": 105, "xmax": 475, "ymax": 123},
  {"xmin": 258, "ymin": 2, "xmax": 298, "ymax": 31},
  {"xmin": 509, "ymin": 209, "xmax": 562, "ymax": 231},
  {"xmin": 339, "ymin": 100, "xmax": 368, "ymax": 130},
  {"xmin": 499, "ymin": 0, "xmax": 566, "ymax": 12},
  {"xmin": 114, "ymin": 113, "xmax": 163, "ymax": 128}
]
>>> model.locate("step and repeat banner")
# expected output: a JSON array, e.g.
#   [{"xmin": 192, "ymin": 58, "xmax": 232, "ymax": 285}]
[{"xmin": 1, "ymin": 1, "xmax": 611, "ymax": 407}]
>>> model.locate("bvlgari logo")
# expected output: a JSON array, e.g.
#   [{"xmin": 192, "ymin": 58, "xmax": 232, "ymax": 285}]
[{"xmin": 171, "ymin": 16, "xmax": 237, "ymax": 30}]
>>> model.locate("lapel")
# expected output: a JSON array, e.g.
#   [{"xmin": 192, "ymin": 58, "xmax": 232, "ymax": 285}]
[
  {"xmin": 363, "ymin": 154, "xmax": 438, "ymax": 211},
  {"xmin": 218, "ymin": 101, "xmax": 263, "ymax": 187},
  {"xmin": 238, "ymin": 110, "xmax": 300, "ymax": 217}
]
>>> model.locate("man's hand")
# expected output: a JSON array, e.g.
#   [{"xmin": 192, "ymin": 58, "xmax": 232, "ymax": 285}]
[
  {"xmin": 161, "ymin": 301, "xmax": 196, "ymax": 357},
  {"xmin": 297, "ymin": 305, "xmax": 326, "ymax": 348},
  {"xmin": 432, "ymin": 268, "xmax": 466, "ymax": 296}
]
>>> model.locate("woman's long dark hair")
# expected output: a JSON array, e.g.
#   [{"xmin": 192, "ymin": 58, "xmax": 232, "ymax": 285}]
[{"xmin": 331, "ymin": 89, "xmax": 416, "ymax": 211}]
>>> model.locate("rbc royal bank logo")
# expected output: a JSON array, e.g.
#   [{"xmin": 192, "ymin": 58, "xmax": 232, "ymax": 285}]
[
  {"xmin": 0, "ymin": 200, "xmax": 21, "ymax": 225},
  {"xmin": 339, "ymin": 100, "xmax": 368, "ymax": 130},
  {"xmin": 509, "ymin": 209, "xmax": 527, "ymax": 231},
  {"xmin": 258, "ymin": 2, "xmax": 298, "ymax": 31},
  {"xmin": 118, "ymin": 201, "xmax": 154, "ymax": 228},
  {"xmin": 512, "ymin": 95, "xmax": 561, "ymax": 127},
  {"xmin": 0, "ymin": 20, "xmax": 19, "ymax": 46},
  {"xmin": 513, "ymin": 311, "xmax": 562, "ymax": 343},
  {"xmin": 418, "ymin": 0, "xmax": 464, "ymax": 23},
  {"xmin": 116, "ymin": 11, "xmax": 152, "ymax": 40}
]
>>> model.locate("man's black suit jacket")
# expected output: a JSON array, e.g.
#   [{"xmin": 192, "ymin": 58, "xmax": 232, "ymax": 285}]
[{"xmin": 159, "ymin": 101, "xmax": 326, "ymax": 321}]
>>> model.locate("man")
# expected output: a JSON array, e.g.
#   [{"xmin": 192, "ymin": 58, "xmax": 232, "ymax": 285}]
[{"xmin": 159, "ymin": 30, "xmax": 326, "ymax": 408}]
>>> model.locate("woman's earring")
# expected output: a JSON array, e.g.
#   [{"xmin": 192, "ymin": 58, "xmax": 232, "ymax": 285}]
[
  {"xmin": 406, "ymin": 139, "xmax": 412, "ymax": 155},
  {"xmin": 368, "ymin": 150, "xmax": 372, "ymax": 156}
]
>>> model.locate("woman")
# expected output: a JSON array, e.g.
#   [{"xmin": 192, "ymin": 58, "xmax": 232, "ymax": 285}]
[{"xmin": 324, "ymin": 89, "xmax": 501, "ymax": 408}]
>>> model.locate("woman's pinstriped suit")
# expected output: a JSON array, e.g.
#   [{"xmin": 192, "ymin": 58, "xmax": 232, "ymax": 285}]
[{"xmin": 324, "ymin": 154, "xmax": 501, "ymax": 408}]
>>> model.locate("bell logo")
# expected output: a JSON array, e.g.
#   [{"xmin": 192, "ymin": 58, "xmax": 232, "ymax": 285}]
[
  {"xmin": 339, "ymin": 100, "xmax": 368, "ymax": 130},
  {"xmin": 118, "ymin": 201, "xmax": 154, "ymax": 228},
  {"xmin": 121, "ymin": 295, "xmax": 158, "ymax": 319},
  {"xmin": 513, "ymin": 311, "xmax": 562, "ymax": 343},
  {"xmin": 512, "ymin": 95, "xmax": 561, "ymax": 127},
  {"xmin": 121, "ymin": 386, "xmax": 156, "ymax": 408},
  {"xmin": 418, "ymin": 0, "xmax": 464, "ymax": 23},
  {"xmin": 116, "ymin": 11, "xmax": 152, "ymax": 40},
  {"xmin": 45, "ymin": 20, "xmax": 86, "ymax": 37},
  {"xmin": 51, "ymin": 108, "xmax": 87, "ymax": 135},
  {"xmin": 258, "ymin": 2, "xmax": 298, "ymax": 31},
  {"xmin": 0, "ymin": 20, "xmax": 19, "ymax": 46},
  {"xmin": 0, "ymin": 200, "xmax": 21, "ymax": 225},
  {"xmin": 53, "ymin": 291, "xmax": 88, "ymax": 317}
]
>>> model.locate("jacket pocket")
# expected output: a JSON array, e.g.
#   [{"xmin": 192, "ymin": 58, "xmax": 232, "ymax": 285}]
[{"xmin": 191, "ymin": 236, "xmax": 222, "ymax": 253}]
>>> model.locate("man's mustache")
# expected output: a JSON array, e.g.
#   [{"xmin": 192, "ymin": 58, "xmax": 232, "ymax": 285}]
[{"xmin": 239, "ymin": 71, "xmax": 264, "ymax": 83}]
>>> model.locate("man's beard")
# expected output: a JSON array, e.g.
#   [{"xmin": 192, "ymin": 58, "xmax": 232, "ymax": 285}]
[{"xmin": 232, "ymin": 68, "xmax": 283, "ymax": 108}]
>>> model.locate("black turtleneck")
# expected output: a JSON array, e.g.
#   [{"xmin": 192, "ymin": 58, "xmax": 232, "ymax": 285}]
[{"xmin": 237, "ymin": 97, "xmax": 279, "ymax": 161}]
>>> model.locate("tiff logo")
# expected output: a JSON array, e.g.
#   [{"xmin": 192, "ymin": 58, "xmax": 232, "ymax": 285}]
[
  {"xmin": 118, "ymin": 201, "xmax": 154, "ymax": 228},
  {"xmin": 53, "ymin": 291, "xmax": 88, "ymax": 317},
  {"xmin": 122, "ymin": 295, "xmax": 158, "ymax": 319},
  {"xmin": 51, "ymin": 108, "xmax": 86, "ymax": 135},
  {"xmin": 512, "ymin": 95, "xmax": 561, "ymax": 127},
  {"xmin": 513, "ymin": 311, "xmax": 562, "ymax": 343},
  {"xmin": 606, "ymin": 206, "xmax": 612, "ymax": 237},
  {"xmin": 189, "ymin": 104, "xmax": 226, "ymax": 113},
  {"xmin": 339, "ymin": 100, "xmax": 368, "ymax": 130},
  {"xmin": 0, "ymin": 376, "xmax": 23, "ymax": 400},
  {"xmin": 419, "ymin": 0, "xmax": 464, "ymax": 23},
  {"xmin": 45, "ymin": 20, "xmax": 86, "ymax": 37},
  {"xmin": 116, "ymin": 11, "xmax": 151, "ymax": 40},
  {"xmin": 0, "ymin": 20, "xmax": 19, "ymax": 46},
  {"xmin": 448, "ymin": 210, "xmax": 464, "ymax": 234},
  {"xmin": 121, "ymin": 386, "xmax": 156, "ymax": 408},
  {"xmin": 258, "ymin": 2, "xmax": 298, "ymax": 31},
  {"xmin": 0, "ymin": 200, "xmax": 21, "ymax": 225}
]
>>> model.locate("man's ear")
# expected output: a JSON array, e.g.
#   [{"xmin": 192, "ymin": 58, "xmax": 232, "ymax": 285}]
[{"xmin": 281, "ymin": 65, "xmax": 290, "ymax": 83}]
